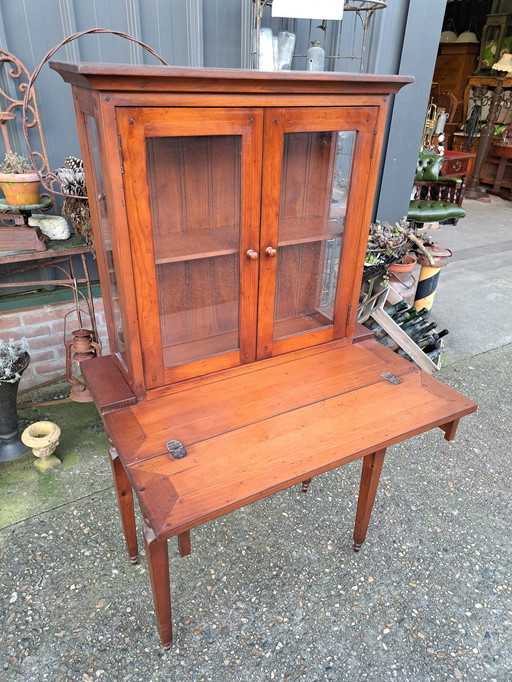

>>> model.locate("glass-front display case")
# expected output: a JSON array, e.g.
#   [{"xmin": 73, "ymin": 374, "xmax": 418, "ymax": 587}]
[{"xmin": 52, "ymin": 64, "xmax": 408, "ymax": 398}]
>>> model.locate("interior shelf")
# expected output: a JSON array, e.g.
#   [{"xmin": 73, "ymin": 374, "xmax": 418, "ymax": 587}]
[
  {"xmin": 277, "ymin": 217, "xmax": 343, "ymax": 247},
  {"xmin": 154, "ymin": 226, "xmax": 238, "ymax": 264}
]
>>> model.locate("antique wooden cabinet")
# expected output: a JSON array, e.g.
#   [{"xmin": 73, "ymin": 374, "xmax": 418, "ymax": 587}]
[
  {"xmin": 52, "ymin": 64, "xmax": 477, "ymax": 649},
  {"xmin": 51, "ymin": 64, "xmax": 412, "ymax": 398}
]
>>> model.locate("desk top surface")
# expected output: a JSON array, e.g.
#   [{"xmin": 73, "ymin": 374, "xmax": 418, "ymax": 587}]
[{"xmin": 85, "ymin": 341, "xmax": 476, "ymax": 538}]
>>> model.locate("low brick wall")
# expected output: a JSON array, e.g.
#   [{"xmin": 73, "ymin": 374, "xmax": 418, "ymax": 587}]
[{"xmin": 0, "ymin": 298, "xmax": 109, "ymax": 390}]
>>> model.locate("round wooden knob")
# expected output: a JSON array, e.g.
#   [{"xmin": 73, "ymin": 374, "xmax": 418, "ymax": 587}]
[
  {"xmin": 265, "ymin": 246, "xmax": 277, "ymax": 257},
  {"xmin": 246, "ymin": 249, "xmax": 258, "ymax": 260}
]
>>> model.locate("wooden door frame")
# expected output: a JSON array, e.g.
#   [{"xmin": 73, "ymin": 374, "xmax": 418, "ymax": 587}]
[
  {"xmin": 257, "ymin": 106, "xmax": 379, "ymax": 360},
  {"xmin": 117, "ymin": 107, "xmax": 263, "ymax": 388}
]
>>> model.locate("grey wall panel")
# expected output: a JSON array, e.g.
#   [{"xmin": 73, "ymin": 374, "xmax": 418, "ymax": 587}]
[
  {"xmin": 139, "ymin": 0, "xmax": 193, "ymax": 66},
  {"xmin": 203, "ymin": 0, "xmax": 241, "ymax": 68},
  {"xmin": 374, "ymin": 0, "xmax": 447, "ymax": 223}
]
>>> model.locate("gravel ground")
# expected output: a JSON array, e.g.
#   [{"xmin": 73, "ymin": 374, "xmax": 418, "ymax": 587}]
[{"xmin": 1, "ymin": 345, "xmax": 511, "ymax": 682}]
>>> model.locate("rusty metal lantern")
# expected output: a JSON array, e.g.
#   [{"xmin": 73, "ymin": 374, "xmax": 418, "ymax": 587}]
[{"xmin": 65, "ymin": 328, "xmax": 101, "ymax": 402}]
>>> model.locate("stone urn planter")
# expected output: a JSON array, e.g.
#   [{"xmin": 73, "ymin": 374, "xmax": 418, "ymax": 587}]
[
  {"xmin": 21, "ymin": 421, "xmax": 61, "ymax": 472},
  {"xmin": 0, "ymin": 341, "xmax": 30, "ymax": 461}
]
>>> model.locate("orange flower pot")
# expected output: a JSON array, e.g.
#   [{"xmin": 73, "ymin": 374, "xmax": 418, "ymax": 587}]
[{"xmin": 0, "ymin": 172, "xmax": 40, "ymax": 206}]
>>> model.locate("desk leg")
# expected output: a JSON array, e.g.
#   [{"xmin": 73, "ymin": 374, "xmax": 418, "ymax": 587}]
[
  {"xmin": 353, "ymin": 449, "xmax": 386, "ymax": 552},
  {"xmin": 144, "ymin": 524, "xmax": 172, "ymax": 649},
  {"xmin": 177, "ymin": 531, "xmax": 192, "ymax": 557},
  {"xmin": 109, "ymin": 444, "xmax": 138, "ymax": 565},
  {"xmin": 301, "ymin": 479, "xmax": 312, "ymax": 493},
  {"xmin": 440, "ymin": 418, "xmax": 460, "ymax": 441}
]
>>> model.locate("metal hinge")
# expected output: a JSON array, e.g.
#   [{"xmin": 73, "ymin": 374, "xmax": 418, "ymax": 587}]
[
  {"xmin": 370, "ymin": 126, "xmax": 378, "ymax": 159},
  {"xmin": 166, "ymin": 439, "xmax": 187, "ymax": 459},
  {"xmin": 117, "ymin": 133, "xmax": 124, "ymax": 174},
  {"xmin": 381, "ymin": 371, "xmax": 402, "ymax": 385},
  {"xmin": 345, "ymin": 303, "xmax": 353, "ymax": 328}
]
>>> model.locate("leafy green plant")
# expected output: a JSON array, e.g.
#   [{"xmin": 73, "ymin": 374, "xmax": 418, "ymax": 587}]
[
  {"xmin": 0, "ymin": 338, "xmax": 29, "ymax": 382},
  {"xmin": 0, "ymin": 152, "xmax": 32, "ymax": 174}
]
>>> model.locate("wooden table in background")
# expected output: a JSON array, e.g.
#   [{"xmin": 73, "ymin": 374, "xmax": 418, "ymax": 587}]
[
  {"xmin": 441, "ymin": 150, "xmax": 476, "ymax": 205},
  {"xmin": 488, "ymin": 143, "xmax": 512, "ymax": 201}
]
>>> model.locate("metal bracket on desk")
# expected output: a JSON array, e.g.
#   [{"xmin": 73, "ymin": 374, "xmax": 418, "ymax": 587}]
[{"xmin": 166, "ymin": 440, "xmax": 187, "ymax": 459}]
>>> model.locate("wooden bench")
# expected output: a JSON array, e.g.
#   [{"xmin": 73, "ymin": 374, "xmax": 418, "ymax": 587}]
[{"xmin": 82, "ymin": 338, "xmax": 477, "ymax": 649}]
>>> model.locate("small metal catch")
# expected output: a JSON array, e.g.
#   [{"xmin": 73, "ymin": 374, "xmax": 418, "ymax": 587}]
[
  {"xmin": 166, "ymin": 439, "xmax": 187, "ymax": 459},
  {"xmin": 381, "ymin": 371, "xmax": 402, "ymax": 385}
]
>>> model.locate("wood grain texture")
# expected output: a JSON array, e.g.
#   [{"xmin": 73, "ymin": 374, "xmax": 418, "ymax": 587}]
[
  {"xmin": 52, "ymin": 62, "xmax": 413, "ymax": 96},
  {"xmin": 96, "ymin": 341, "xmax": 477, "ymax": 540},
  {"xmin": 103, "ymin": 341, "xmax": 417, "ymax": 465},
  {"xmin": 51, "ymin": 67, "xmax": 480, "ymax": 651}
]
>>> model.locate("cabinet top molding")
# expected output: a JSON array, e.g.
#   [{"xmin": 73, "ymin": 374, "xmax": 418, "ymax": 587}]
[{"xmin": 51, "ymin": 62, "xmax": 413, "ymax": 96}]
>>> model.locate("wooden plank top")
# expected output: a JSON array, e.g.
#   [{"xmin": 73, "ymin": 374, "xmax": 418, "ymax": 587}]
[
  {"xmin": 96, "ymin": 341, "xmax": 476, "ymax": 538},
  {"xmin": 50, "ymin": 62, "xmax": 413, "ymax": 96}
]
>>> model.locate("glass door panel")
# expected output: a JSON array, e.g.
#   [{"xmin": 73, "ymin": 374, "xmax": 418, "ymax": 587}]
[
  {"xmin": 147, "ymin": 135, "xmax": 241, "ymax": 367},
  {"xmin": 274, "ymin": 130, "xmax": 355, "ymax": 340},
  {"xmin": 258, "ymin": 107, "xmax": 378, "ymax": 359},
  {"xmin": 118, "ymin": 108, "xmax": 261, "ymax": 387}
]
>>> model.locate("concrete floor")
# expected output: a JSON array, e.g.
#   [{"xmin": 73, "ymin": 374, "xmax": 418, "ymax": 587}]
[
  {"xmin": 432, "ymin": 194, "xmax": 512, "ymax": 366},
  {"xmin": 0, "ymin": 195, "xmax": 511, "ymax": 681}
]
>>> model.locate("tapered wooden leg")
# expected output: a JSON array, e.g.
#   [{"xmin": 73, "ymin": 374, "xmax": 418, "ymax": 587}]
[
  {"xmin": 144, "ymin": 524, "xmax": 172, "ymax": 649},
  {"xmin": 353, "ymin": 449, "xmax": 386, "ymax": 552},
  {"xmin": 440, "ymin": 418, "xmax": 460, "ymax": 441},
  {"xmin": 109, "ymin": 444, "xmax": 138, "ymax": 565},
  {"xmin": 301, "ymin": 478, "xmax": 312, "ymax": 493},
  {"xmin": 177, "ymin": 530, "xmax": 191, "ymax": 557}
]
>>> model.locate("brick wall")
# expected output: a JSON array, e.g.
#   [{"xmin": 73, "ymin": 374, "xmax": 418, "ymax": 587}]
[{"xmin": 0, "ymin": 298, "xmax": 109, "ymax": 390}]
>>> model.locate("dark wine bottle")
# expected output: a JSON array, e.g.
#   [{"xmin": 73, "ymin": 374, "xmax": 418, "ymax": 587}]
[
  {"xmin": 383, "ymin": 301, "xmax": 408, "ymax": 316},
  {"xmin": 421, "ymin": 329, "xmax": 449, "ymax": 353},
  {"xmin": 410, "ymin": 321, "xmax": 437, "ymax": 340},
  {"xmin": 426, "ymin": 347, "xmax": 446, "ymax": 360}
]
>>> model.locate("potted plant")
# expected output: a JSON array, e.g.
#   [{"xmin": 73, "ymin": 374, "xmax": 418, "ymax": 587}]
[
  {"xmin": 0, "ymin": 338, "xmax": 30, "ymax": 461},
  {"xmin": 0, "ymin": 152, "xmax": 40, "ymax": 206}
]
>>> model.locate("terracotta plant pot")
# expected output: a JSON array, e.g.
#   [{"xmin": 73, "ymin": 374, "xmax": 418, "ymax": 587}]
[
  {"xmin": 0, "ymin": 171, "xmax": 40, "ymax": 206},
  {"xmin": 388, "ymin": 254, "xmax": 417, "ymax": 273}
]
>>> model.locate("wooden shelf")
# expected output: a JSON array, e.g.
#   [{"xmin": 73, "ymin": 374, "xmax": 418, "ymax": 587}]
[
  {"xmin": 153, "ymin": 217, "xmax": 344, "ymax": 265},
  {"xmin": 154, "ymin": 226, "xmax": 238, "ymax": 264},
  {"xmin": 163, "ymin": 329, "xmax": 238, "ymax": 366},
  {"xmin": 278, "ymin": 217, "xmax": 343, "ymax": 247}
]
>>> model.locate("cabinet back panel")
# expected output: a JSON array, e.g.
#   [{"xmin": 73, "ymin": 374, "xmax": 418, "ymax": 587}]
[
  {"xmin": 147, "ymin": 136, "xmax": 241, "ymax": 236},
  {"xmin": 157, "ymin": 255, "xmax": 239, "ymax": 353}
]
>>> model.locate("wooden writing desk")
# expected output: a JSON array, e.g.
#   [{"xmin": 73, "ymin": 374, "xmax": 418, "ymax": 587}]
[
  {"xmin": 53, "ymin": 63, "xmax": 476, "ymax": 649},
  {"xmin": 83, "ymin": 339, "xmax": 476, "ymax": 649}
]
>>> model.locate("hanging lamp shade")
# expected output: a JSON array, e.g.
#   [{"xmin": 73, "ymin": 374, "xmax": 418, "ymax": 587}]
[
  {"xmin": 440, "ymin": 30, "xmax": 458, "ymax": 43},
  {"xmin": 456, "ymin": 31, "xmax": 479, "ymax": 44}
]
